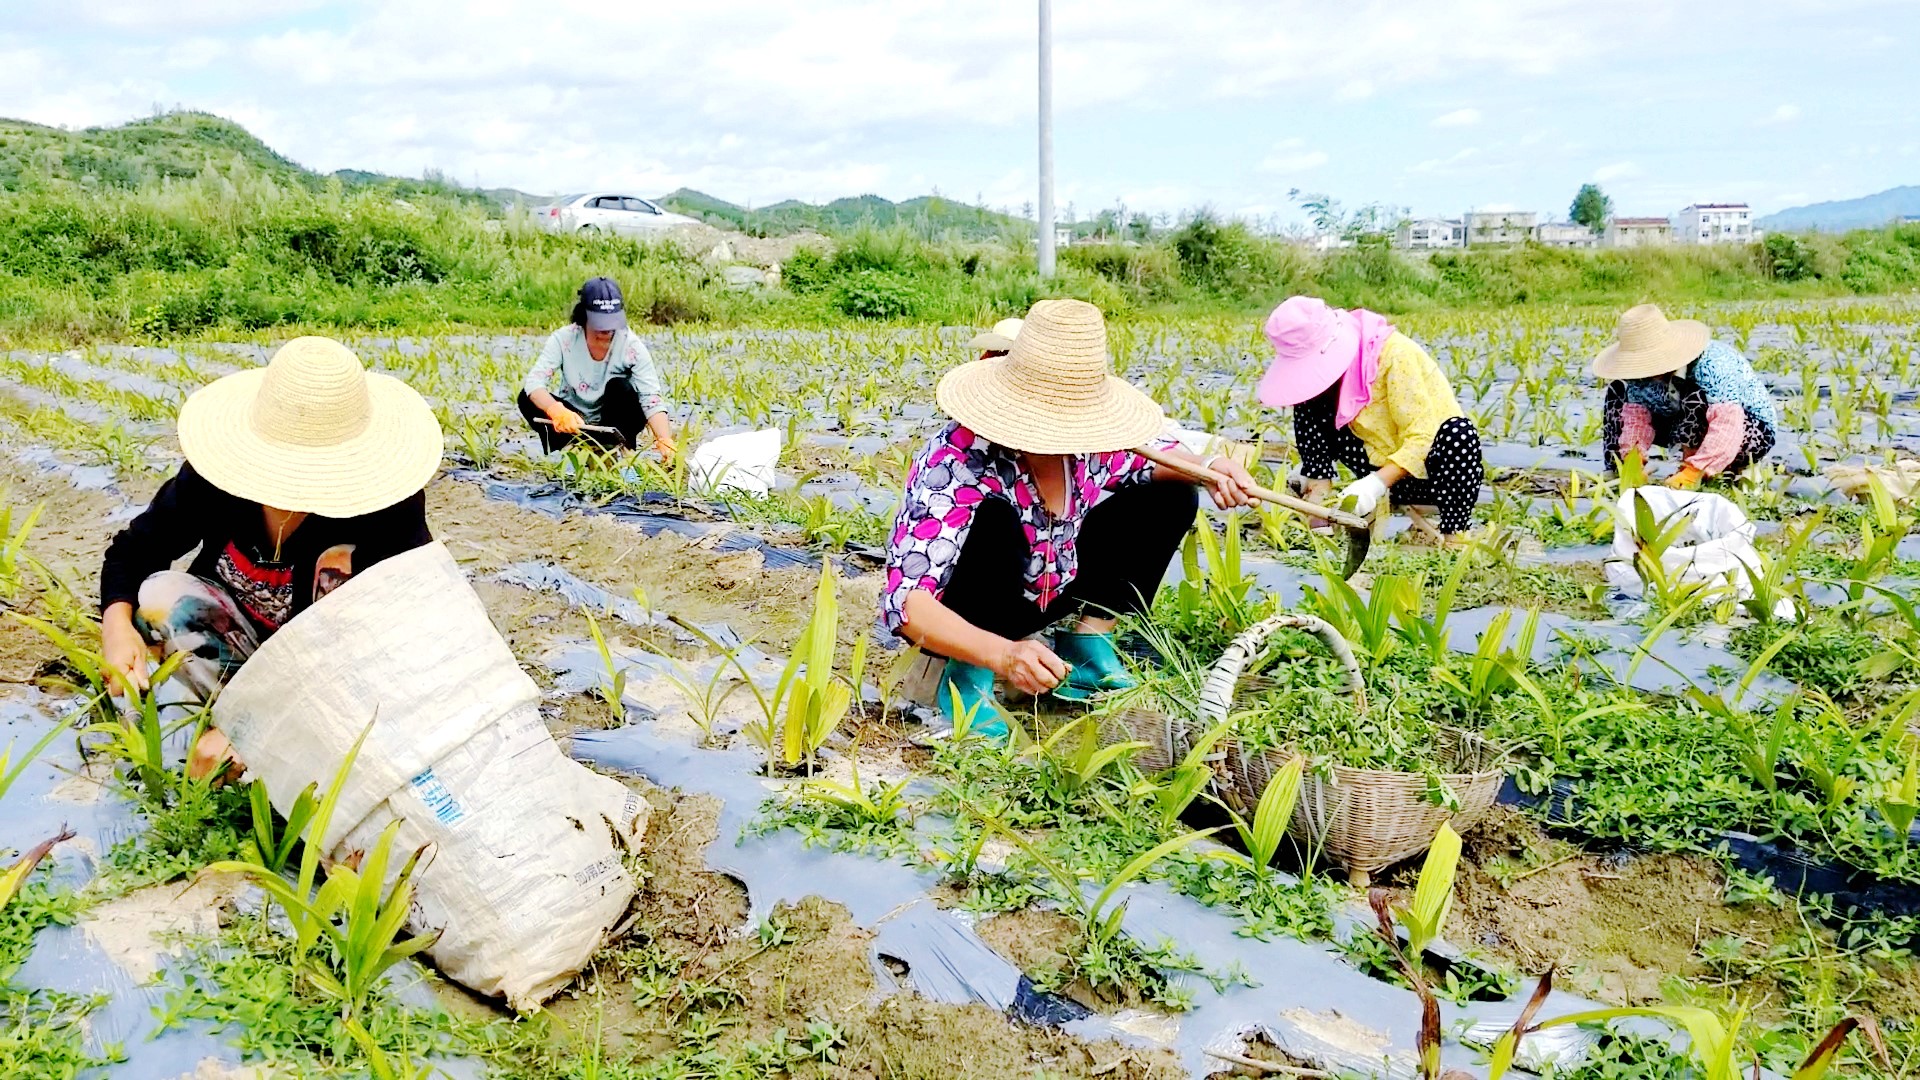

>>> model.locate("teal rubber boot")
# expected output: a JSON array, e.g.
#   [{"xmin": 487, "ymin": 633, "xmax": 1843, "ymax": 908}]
[
  {"xmin": 1051, "ymin": 631, "xmax": 1137, "ymax": 703},
  {"xmin": 936, "ymin": 658, "xmax": 1011, "ymax": 742}
]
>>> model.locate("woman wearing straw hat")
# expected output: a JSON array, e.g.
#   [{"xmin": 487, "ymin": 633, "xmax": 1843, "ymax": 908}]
[
  {"xmin": 99, "ymin": 336, "xmax": 443, "ymax": 779},
  {"xmin": 881, "ymin": 299, "xmax": 1256, "ymax": 739},
  {"xmin": 1257, "ymin": 296, "xmax": 1485, "ymax": 543},
  {"xmin": 1595, "ymin": 304, "xmax": 1777, "ymax": 488},
  {"xmin": 518, "ymin": 276, "xmax": 677, "ymax": 459},
  {"xmin": 967, "ymin": 317, "xmax": 1024, "ymax": 358}
]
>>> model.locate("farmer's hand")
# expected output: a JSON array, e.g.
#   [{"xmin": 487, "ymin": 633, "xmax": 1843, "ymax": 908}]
[
  {"xmin": 101, "ymin": 604, "xmax": 151, "ymax": 695},
  {"xmin": 546, "ymin": 405, "xmax": 585, "ymax": 435},
  {"xmin": 1665, "ymin": 465, "xmax": 1706, "ymax": 490},
  {"xmin": 1204, "ymin": 455, "xmax": 1256, "ymax": 509},
  {"xmin": 997, "ymin": 639, "xmax": 1067, "ymax": 696},
  {"xmin": 1340, "ymin": 473, "xmax": 1390, "ymax": 517},
  {"xmin": 652, "ymin": 433, "xmax": 677, "ymax": 462}
]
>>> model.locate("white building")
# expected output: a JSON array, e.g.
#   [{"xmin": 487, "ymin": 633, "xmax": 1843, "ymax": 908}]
[
  {"xmin": 1462, "ymin": 210, "xmax": 1538, "ymax": 246},
  {"xmin": 1676, "ymin": 203, "xmax": 1753, "ymax": 244},
  {"xmin": 1534, "ymin": 222, "xmax": 1599, "ymax": 249},
  {"xmin": 1394, "ymin": 218, "xmax": 1464, "ymax": 249},
  {"xmin": 1604, "ymin": 217, "xmax": 1673, "ymax": 248}
]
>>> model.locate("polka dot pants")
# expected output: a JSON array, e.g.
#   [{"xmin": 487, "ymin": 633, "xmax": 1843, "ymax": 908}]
[{"xmin": 1296, "ymin": 393, "xmax": 1485, "ymax": 534}]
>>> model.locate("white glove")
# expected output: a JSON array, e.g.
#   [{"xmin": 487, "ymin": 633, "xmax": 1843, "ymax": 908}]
[{"xmin": 1340, "ymin": 473, "xmax": 1390, "ymax": 517}]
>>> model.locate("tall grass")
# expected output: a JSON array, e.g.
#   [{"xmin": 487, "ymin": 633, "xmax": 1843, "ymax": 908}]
[{"xmin": 3, "ymin": 165, "xmax": 1918, "ymax": 343}]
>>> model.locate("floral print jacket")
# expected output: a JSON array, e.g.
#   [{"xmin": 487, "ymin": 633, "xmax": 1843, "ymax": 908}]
[{"xmin": 879, "ymin": 422, "xmax": 1166, "ymax": 637}]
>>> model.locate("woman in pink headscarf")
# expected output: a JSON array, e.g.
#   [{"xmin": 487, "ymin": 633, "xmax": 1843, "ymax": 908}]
[{"xmin": 1256, "ymin": 296, "xmax": 1484, "ymax": 543}]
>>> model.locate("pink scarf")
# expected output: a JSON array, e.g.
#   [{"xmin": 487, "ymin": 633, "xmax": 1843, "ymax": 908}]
[{"xmin": 1335, "ymin": 309, "xmax": 1396, "ymax": 429}]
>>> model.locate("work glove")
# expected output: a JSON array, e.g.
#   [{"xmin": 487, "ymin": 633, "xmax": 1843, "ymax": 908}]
[
  {"xmin": 1664, "ymin": 465, "xmax": 1706, "ymax": 491},
  {"xmin": 1340, "ymin": 473, "xmax": 1390, "ymax": 517},
  {"xmin": 547, "ymin": 406, "xmax": 585, "ymax": 435},
  {"xmin": 653, "ymin": 433, "xmax": 678, "ymax": 462}
]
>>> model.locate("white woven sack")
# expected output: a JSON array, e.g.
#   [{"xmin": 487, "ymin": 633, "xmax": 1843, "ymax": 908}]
[
  {"xmin": 215, "ymin": 542, "xmax": 646, "ymax": 1010},
  {"xmin": 688, "ymin": 428, "xmax": 780, "ymax": 497},
  {"xmin": 1604, "ymin": 486, "xmax": 1768, "ymax": 603}
]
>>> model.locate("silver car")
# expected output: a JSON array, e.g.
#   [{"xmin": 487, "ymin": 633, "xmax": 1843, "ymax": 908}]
[{"xmin": 542, "ymin": 193, "xmax": 697, "ymax": 235}]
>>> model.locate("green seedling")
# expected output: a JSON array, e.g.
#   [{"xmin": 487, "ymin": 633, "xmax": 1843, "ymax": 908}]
[
  {"xmin": 1365, "ymin": 820, "xmax": 1465, "ymax": 1080},
  {"xmin": 1485, "ymin": 998, "xmax": 1877, "ymax": 1080},
  {"xmin": 1215, "ymin": 754, "xmax": 1303, "ymax": 884},
  {"xmin": 1022, "ymin": 716, "xmax": 1148, "ymax": 798},
  {"xmin": 207, "ymin": 719, "xmax": 375, "ymax": 960},
  {"xmin": 1392, "ymin": 548, "xmax": 1474, "ymax": 662},
  {"xmin": 1152, "ymin": 718, "xmax": 1236, "ymax": 830},
  {"xmin": 1873, "ymin": 729, "xmax": 1920, "ymax": 842},
  {"xmin": 298, "ymin": 819, "xmax": 440, "ymax": 1021},
  {"xmin": 1308, "ymin": 568, "xmax": 1415, "ymax": 662},
  {"xmin": 779, "ymin": 562, "xmax": 867, "ymax": 773},
  {"xmin": 0, "ymin": 501, "xmax": 43, "ymax": 602},
  {"xmin": 660, "ymin": 656, "xmax": 746, "ymax": 747},
  {"xmin": 0, "ymin": 713, "xmax": 71, "ymax": 806},
  {"xmin": 975, "ymin": 813, "xmax": 1217, "ymax": 953},
  {"xmin": 580, "ymin": 609, "xmax": 629, "ymax": 724},
  {"xmin": 801, "ymin": 741, "xmax": 910, "ymax": 828},
  {"xmin": 242, "ymin": 776, "xmax": 320, "ymax": 876}
]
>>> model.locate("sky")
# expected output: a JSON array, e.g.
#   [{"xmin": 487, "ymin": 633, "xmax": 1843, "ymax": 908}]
[{"xmin": 3, "ymin": 0, "xmax": 1917, "ymax": 226}]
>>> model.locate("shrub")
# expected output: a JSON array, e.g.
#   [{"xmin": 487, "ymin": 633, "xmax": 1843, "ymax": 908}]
[
  {"xmin": 833, "ymin": 270, "xmax": 923, "ymax": 319},
  {"xmin": 1763, "ymin": 232, "xmax": 1817, "ymax": 282},
  {"xmin": 780, "ymin": 246, "xmax": 834, "ymax": 295}
]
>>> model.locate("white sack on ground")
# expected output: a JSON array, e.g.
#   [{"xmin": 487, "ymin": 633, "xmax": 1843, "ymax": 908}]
[
  {"xmin": 689, "ymin": 428, "xmax": 780, "ymax": 497},
  {"xmin": 214, "ymin": 542, "xmax": 647, "ymax": 1011},
  {"xmin": 1603, "ymin": 487, "xmax": 1791, "ymax": 617}
]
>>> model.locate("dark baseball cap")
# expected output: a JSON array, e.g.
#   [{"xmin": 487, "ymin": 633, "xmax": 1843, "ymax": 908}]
[{"xmin": 578, "ymin": 277, "xmax": 626, "ymax": 331}]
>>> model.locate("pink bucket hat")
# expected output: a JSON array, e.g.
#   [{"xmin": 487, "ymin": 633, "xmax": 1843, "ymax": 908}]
[{"xmin": 1256, "ymin": 296, "xmax": 1358, "ymax": 407}]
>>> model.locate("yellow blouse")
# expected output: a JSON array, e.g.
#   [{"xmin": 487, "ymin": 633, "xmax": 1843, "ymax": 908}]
[{"xmin": 1346, "ymin": 333, "xmax": 1464, "ymax": 479}]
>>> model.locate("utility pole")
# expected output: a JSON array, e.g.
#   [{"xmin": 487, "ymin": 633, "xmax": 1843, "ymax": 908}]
[{"xmin": 1036, "ymin": 0, "xmax": 1056, "ymax": 280}]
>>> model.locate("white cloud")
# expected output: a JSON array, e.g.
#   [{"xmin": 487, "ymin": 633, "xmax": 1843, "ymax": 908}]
[
  {"xmin": 1259, "ymin": 138, "xmax": 1329, "ymax": 173},
  {"xmin": 1759, "ymin": 104, "xmax": 1802, "ymax": 125},
  {"xmin": 1334, "ymin": 78, "xmax": 1375, "ymax": 102},
  {"xmin": 1594, "ymin": 161, "xmax": 1640, "ymax": 182},
  {"xmin": 1409, "ymin": 148, "xmax": 1480, "ymax": 175},
  {"xmin": 1432, "ymin": 108, "xmax": 1482, "ymax": 128}
]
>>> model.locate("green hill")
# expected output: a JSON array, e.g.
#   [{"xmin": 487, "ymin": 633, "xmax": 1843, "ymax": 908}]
[
  {"xmin": 0, "ymin": 111, "xmax": 521, "ymax": 208},
  {"xmin": 659, "ymin": 188, "xmax": 1028, "ymax": 239}
]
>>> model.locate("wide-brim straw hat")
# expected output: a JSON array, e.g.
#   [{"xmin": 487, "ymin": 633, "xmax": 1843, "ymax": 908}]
[
  {"xmin": 965, "ymin": 317, "xmax": 1025, "ymax": 353},
  {"xmin": 177, "ymin": 337, "xmax": 444, "ymax": 518},
  {"xmin": 1593, "ymin": 304, "xmax": 1711, "ymax": 380},
  {"xmin": 936, "ymin": 299, "xmax": 1165, "ymax": 454}
]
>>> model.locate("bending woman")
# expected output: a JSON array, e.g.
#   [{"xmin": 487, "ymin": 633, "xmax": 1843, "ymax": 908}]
[
  {"xmin": 881, "ymin": 299, "xmax": 1256, "ymax": 739},
  {"xmin": 519, "ymin": 276, "xmax": 677, "ymax": 458},
  {"xmin": 1258, "ymin": 296, "xmax": 1485, "ymax": 542},
  {"xmin": 1595, "ymin": 304, "xmax": 1777, "ymax": 488},
  {"xmin": 100, "ymin": 336, "xmax": 442, "ymax": 778}
]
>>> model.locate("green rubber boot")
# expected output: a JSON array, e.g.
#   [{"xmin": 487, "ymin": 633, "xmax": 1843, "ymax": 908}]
[
  {"xmin": 936, "ymin": 658, "xmax": 1011, "ymax": 742},
  {"xmin": 1051, "ymin": 631, "xmax": 1137, "ymax": 703}
]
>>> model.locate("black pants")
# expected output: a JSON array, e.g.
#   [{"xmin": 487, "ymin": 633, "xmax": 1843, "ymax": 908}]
[
  {"xmin": 939, "ymin": 482, "xmax": 1199, "ymax": 645},
  {"xmin": 1601, "ymin": 380, "xmax": 1775, "ymax": 477},
  {"xmin": 1315, "ymin": 416, "xmax": 1484, "ymax": 534},
  {"xmin": 517, "ymin": 380, "xmax": 646, "ymax": 453}
]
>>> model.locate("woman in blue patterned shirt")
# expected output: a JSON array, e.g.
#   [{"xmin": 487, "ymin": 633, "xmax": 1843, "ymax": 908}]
[{"xmin": 1594, "ymin": 305, "xmax": 1777, "ymax": 488}]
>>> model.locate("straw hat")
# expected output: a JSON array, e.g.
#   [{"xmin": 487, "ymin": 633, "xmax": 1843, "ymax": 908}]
[
  {"xmin": 965, "ymin": 317, "xmax": 1025, "ymax": 353},
  {"xmin": 177, "ymin": 337, "xmax": 444, "ymax": 518},
  {"xmin": 1592, "ymin": 304, "xmax": 1710, "ymax": 380},
  {"xmin": 936, "ymin": 299, "xmax": 1165, "ymax": 454}
]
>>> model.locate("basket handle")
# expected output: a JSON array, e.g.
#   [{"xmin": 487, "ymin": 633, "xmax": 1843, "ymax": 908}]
[{"xmin": 1198, "ymin": 613, "xmax": 1368, "ymax": 728}]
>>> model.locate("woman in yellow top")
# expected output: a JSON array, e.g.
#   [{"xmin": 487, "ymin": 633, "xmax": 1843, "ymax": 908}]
[{"xmin": 1257, "ymin": 296, "xmax": 1484, "ymax": 541}]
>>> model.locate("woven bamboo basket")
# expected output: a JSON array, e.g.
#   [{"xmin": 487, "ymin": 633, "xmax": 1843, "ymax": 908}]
[{"xmin": 1200, "ymin": 613, "xmax": 1507, "ymax": 887}]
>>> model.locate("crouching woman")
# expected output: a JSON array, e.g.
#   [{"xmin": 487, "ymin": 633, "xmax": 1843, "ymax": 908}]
[
  {"xmin": 100, "ymin": 336, "xmax": 443, "ymax": 779},
  {"xmin": 1595, "ymin": 304, "xmax": 1778, "ymax": 488},
  {"xmin": 1258, "ymin": 296, "xmax": 1486, "ymax": 544},
  {"xmin": 880, "ymin": 299, "xmax": 1255, "ymax": 740}
]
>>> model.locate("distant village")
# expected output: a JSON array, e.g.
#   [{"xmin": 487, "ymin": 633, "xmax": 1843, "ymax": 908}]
[
  {"xmin": 1042, "ymin": 202, "xmax": 1765, "ymax": 252},
  {"xmin": 1374, "ymin": 203, "xmax": 1756, "ymax": 251}
]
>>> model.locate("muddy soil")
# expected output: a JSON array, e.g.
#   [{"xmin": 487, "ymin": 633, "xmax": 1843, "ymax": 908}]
[
  {"xmin": 1435, "ymin": 809, "xmax": 1798, "ymax": 1005},
  {"xmin": 439, "ymin": 778, "xmax": 1183, "ymax": 1079}
]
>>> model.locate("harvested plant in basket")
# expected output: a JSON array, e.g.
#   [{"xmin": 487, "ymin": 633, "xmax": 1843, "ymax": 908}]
[{"xmin": 1202, "ymin": 613, "xmax": 1508, "ymax": 887}]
